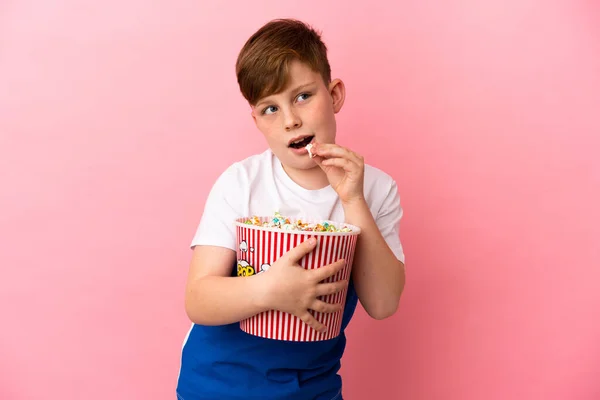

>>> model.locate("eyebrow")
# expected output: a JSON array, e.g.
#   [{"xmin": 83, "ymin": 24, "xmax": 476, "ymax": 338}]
[{"xmin": 255, "ymin": 81, "xmax": 316, "ymax": 109}]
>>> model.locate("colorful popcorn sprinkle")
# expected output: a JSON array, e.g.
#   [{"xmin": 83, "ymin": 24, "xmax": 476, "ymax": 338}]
[{"xmin": 244, "ymin": 212, "xmax": 352, "ymax": 232}]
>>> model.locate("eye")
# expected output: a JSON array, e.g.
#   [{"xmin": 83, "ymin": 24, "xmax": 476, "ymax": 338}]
[
  {"xmin": 262, "ymin": 105, "xmax": 278, "ymax": 115},
  {"xmin": 296, "ymin": 93, "xmax": 311, "ymax": 102}
]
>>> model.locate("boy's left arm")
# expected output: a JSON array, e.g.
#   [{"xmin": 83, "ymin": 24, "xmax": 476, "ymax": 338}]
[
  {"xmin": 312, "ymin": 143, "xmax": 405, "ymax": 320},
  {"xmin": 342, "ymin": 199, "xmax": 405, "ymax": 319}
]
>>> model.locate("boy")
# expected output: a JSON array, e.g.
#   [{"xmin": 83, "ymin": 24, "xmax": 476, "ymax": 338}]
[{"xmin": 176, "ymin": 19, "xmax": 405, "ymax": 400}]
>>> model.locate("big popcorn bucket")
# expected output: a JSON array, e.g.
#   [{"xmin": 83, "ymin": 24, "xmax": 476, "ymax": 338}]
[{"xmin": 234, "ymin": 216, "xmax": 361, "ymax": 342}]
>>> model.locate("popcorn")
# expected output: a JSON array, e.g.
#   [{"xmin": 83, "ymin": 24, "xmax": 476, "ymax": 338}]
[
  {"xmin": 243, "ymin": 212, "xmax": 353, "ymax": 232},
  {"xmin": 305, "ymin": 143, "xmax": 315, "ymax": 158}
]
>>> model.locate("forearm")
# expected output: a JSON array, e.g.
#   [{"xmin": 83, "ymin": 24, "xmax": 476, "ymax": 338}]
[
  {"xmin": 185, "ymin": 274, "xmax": 269, "ymax": 326},
  {"xmin": 344, "ymin": 199, "xmax": 405, "ymax": 319}
]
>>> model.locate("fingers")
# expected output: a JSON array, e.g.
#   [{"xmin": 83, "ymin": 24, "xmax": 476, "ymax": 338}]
[
  {"xmin": 312, "ymin": 143, "xmax": 364, "ymax": 166},
  {"xmin": 312, "ymin": 259, "xmax": 346, "ymax": 282},
  {"xmin": 309, "ymin": 299, "xmax": 343, "ymax": 314},
  {"xmin": 300, "ymin": 295, "xmax": 345, "ymax": 334},
  {"xmin": 311, "ymin": 143, "xmax": 364, "ymax": 177},
  {"xmin": 320, "ymin": 157, "xmax": 358, "ymax": 174},
  {"xmin": 283, "ymin": 237, "xmax": 317, "ymax": 263},
  {"xmin": 299, "ymin": 312, "xmax": 327, "ymax": 333},
  {"xmin": 315, "ymin": 280, "xmax": 348, "ymax": 297},
  {"xmin": 299, "ymin": 300, "xmax": 343, "ymax": 333}
]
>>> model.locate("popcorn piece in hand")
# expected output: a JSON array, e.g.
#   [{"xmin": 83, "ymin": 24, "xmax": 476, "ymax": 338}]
[{"xmin": 306, "ymin": 143, "xmax": 314, "ymax": 158}]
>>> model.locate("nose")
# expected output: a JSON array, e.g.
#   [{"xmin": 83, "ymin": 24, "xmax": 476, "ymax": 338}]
[{"xmin": 283, "ymin": 109, "xmax": 302, "ymax": 131}]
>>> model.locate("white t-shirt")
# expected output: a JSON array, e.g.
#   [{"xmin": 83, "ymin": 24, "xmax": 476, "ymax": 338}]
[{"xmin": 191, "ymin": 149, "xmax": 405, "ymax": 264}]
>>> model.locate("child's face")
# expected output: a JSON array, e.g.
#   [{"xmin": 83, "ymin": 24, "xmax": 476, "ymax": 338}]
[{"xmin": 251, "ymin": 60, "xmax": 345, "ymax": 172}]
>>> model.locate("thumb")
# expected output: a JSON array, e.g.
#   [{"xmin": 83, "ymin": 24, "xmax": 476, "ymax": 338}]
[
  {"xmin": 284, "ymin": 237, "xmax": 318, "ymax": 264},
  {"xmin": 308, "ymin": 143, "xmax": 328, "ymax": 172},
  {"xmin": 311, "ymin": 154, "xmax": 325, "ymax": 167},
  {"xmin": 312, "ymin": 156, "xmax": 331, "ymax": 174}
]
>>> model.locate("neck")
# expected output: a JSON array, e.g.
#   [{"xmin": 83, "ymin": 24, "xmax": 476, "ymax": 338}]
[{"xmin": 281, "ymin": 163, "xmax": 329, "ymax": 190}]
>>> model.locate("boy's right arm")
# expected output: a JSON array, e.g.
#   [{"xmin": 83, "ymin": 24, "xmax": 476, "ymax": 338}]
[
  {"xmin": 184, "ymin": 239, "xmax": 348, "ymax": 333},
  {"xmin": 184, "ymin": 245, "xmax": 268, "ymax": 326}
]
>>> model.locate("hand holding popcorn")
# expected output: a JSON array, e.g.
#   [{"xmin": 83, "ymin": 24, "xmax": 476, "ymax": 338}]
[{"xmin": 309, "ymin": 143, "xmax": 366, "ymax": 207}]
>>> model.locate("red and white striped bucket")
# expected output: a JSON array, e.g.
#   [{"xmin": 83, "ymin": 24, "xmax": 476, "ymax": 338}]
[{"xmin": 234, "ymin": 216, "xmax": 360, "ymax": 342}]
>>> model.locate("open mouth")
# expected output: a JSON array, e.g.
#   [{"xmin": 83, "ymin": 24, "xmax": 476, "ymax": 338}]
[{"xmin": 288, "ymin": 135, "xmax": 314, "ymax": 149}]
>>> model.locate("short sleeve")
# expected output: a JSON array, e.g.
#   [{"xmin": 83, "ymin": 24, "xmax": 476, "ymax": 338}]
[
  {"xmin": 190, "ymin": 163, "xmax": 245, "ymax": 251},
  {"xmin": 376, "ymin": 179, "xmax": 405, "ymax": 264}
]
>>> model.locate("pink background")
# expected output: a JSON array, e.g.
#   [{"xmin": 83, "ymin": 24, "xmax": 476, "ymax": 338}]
[{"xmin": 1, "ymin": 1, "xmax": 599, "ymax": 399}]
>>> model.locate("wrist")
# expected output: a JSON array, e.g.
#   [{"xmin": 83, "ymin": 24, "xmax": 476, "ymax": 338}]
[
  {"xmin": 342, "ymin": 197, "xmax": 369, "ymax": 218},
  {"xmin": 342, "ymin": 199, "xmax": 374, "ymax": 229},
  {"xmin": 251, "ymin": 272, "xmax": 273, "ymax": 311}
]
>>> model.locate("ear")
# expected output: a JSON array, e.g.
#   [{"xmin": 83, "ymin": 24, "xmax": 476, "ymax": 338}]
[
  {"xmin": 250, "ymin": 106, "xmax": 258, "ymax": 124},
  {"xmin": 328, "ymin": 78, "xmax": 346, "ymax": 114}
]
